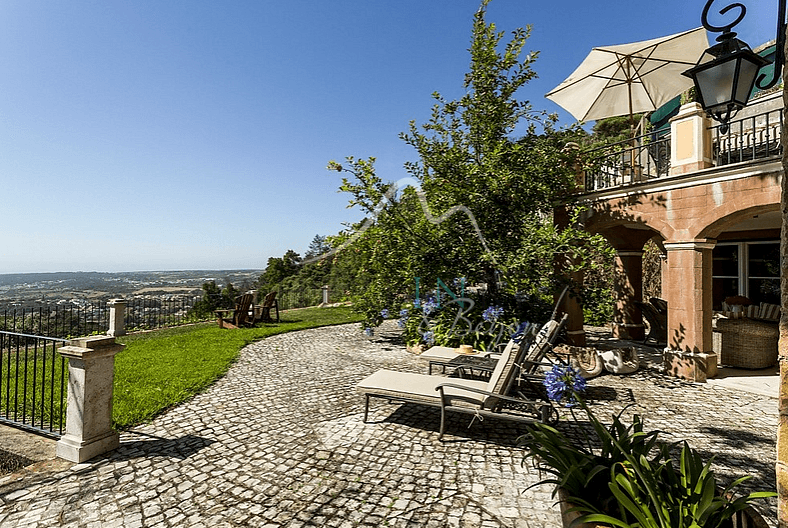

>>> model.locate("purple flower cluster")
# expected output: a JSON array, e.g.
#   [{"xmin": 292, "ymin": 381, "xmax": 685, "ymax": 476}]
[
  {"xmin": 397, "ymin": 309, "xmax": 409, "ymax": 328},
  {"xmin": 421, "ymin": 297, "xmax": 438, "ymax": 316},
  {"xmin": 543, "ymin": 364, "xmax": 587, "ymax": 407},
  {"xmin": 510, "ymin": 321, "xmax": 531, "ymax": 343},
  {"xmin": 380, "ymin": 309, "xmax": 390, "ymax": 319},
  {"xmin": 422, "ymin": 330, "xmax": 435, "ymax": 345},
  {"xmin": 364, "ymin": 327, "xmax": 374, "ymax": 337},
  {"xmin": 482, "ymin": 305, "xmax": 504, "ymax": 322}
]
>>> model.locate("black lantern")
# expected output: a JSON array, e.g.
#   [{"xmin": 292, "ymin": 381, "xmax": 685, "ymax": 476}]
[
  {"xmin": 683, "ymin": 37, "xmax": 768, "ymax": 131},
  {"xmin": 684, "ymin": 1, "xmax": 785, "ymax": 133}
]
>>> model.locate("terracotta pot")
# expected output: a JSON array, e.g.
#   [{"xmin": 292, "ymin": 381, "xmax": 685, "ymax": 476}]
[{"xmin": 556, "ymin": 488, "xmax": 607, "ymax": 528}]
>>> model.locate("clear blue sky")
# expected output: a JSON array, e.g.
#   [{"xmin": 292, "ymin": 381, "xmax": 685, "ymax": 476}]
[{"xmin": 0, "ymin": 0, "xmax": 776, "ymax": 273}]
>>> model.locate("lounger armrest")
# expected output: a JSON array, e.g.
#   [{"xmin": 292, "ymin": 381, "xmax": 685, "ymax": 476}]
[{"xmin": 435, "ymin": 383, "xmax": 546, "ymax": 406}]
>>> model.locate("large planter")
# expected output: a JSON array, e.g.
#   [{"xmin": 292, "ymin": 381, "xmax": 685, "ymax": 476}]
[
  {"xmin": 556, "ymin": 488, "xmax": 607, "ymax": 528},
  {"xmin": 556, "ymin": 487, "xmax": 770, "ymax": 528}
]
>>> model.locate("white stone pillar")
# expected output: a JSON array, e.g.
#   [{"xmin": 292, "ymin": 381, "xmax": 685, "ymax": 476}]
[
  {"xmin": 107, "ymin": 298, "xmax": 127, "ymax": 337},
  {"xmin": 669, "ymin": 102, "xmax": 714, "ymax": 176},
  {"xmin": 56, "ymin": 336, "xmax": 124, "ymax": 463},
  {"xmin": 322, "ymin": 286, "xmax": 330, "ymax": 305}
]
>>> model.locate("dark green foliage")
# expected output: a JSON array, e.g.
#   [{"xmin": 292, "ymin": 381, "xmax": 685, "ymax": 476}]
[{"xmin": 190, "ymin": 280, "xmax": 244, "ymax": 318}]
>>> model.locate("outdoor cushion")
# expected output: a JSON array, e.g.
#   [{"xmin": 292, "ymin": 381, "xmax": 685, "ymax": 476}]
[
  {"xmin": 356, "ymin": 370, "xmax": 489, "ymax": 408},
  {"xmin": 759, "ymin": 302, "xmax": 781, "ymax": 321}
]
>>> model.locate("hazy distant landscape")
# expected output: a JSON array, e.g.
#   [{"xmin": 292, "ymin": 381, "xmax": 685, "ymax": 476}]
[{"xmin": 0, "ymin": 270, "xmax": 262, "ymax": 305}]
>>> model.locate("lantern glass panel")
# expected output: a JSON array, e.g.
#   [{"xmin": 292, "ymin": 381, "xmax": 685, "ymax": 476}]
[
  {"xmin": 695, "ymin": 59, "xmax": 736, "ymax": 107},
  {"xmin": 734, "ymin": 58, "xmax": 761, "ymax": 104}
]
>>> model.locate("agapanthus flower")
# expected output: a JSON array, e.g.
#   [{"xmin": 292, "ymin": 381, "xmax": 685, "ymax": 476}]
[
  {"xmin": 422, "ymin": 297, "xmax": 438, "ymax": 316},
  {"xmin": 543, "ymin": 364, "xmax": 586, "ymax": 407},
  {"xmin": 482, "ymin": 305, "xmax": 504, "ymax": 322},
  {"xmin": 364, "ymin": 327, "xmax": 374, "ymax": 337},
  {"xmin": 397, "ymin": 309, "xmax": 409, "ymax": 328},
  {"xmin": 422, "ymin": 330, "xmax": 435, "ymax": 345},
  {"xmin": 380, "ymin": 309, "xmax": 390, "ymax": 319},
  {"xmin": 510, "ymin": 321, "xmax": 531, "ymax": 343}
]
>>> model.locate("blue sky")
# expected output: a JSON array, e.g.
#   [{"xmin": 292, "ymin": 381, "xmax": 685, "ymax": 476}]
[{"xmin": 0, "ymin": 0, "xmax": 776, "ymax": 273}]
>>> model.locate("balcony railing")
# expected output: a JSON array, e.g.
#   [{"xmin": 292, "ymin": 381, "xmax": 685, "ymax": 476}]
[
  {"xmin": 584, "ymin": 131, "xmax": 671, "ymax": 192},
  {"xmin": 712, "ymin": 108, "xmax": 783, "ymax": 166}
]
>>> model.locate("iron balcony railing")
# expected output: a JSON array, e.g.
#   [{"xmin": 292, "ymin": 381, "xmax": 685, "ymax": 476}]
[
  {"xmin": 712, "ymin": 108, "xmax": 783, "ymax": 166},
  {"xmin": 584, "ymin": 130, "xmax": 672, "ymax": 192},
  {"xmin": 0, "ymin": 330, "xmax": 67, "ymax": 438}
]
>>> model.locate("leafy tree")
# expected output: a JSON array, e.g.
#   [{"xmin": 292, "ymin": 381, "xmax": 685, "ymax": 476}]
[
  {"xmin": 304, "ymin": 235, "xmax": 331, "ymax": 261},
  {"xmin": 257, "ymin": 250, "xmax": 302, "ymax": 294},
  {"xmin": 328, "ymin": 0, "xmax": 612, "ymax": 334}
]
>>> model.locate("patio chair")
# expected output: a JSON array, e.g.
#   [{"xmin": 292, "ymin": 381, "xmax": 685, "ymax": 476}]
[
  {"xmin": 635, "ymin": 299, "xmax": 667, "ymax": 345},
  {"xmin": 215, "ymin": 293, "xmax": 255, "ymax": 329},
  {"xmin": 356, "ymin": 331, "xmax": 556, "ymax": 439},
  {"xmin": 255, "ymin": 291, "xmax": 280, "ymax": 323}
]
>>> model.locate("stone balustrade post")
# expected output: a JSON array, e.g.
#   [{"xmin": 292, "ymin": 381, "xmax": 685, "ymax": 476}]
[
  {"xmin": 56, "ymin": 336, "xmax": 125, "ymax": 463},
  {"xmin": 107, "ymin": 298, "xmax": 127, "ymax": 337},
  {"xmin": 669, "ymin": 102, "xmax": 714, "ymax": 176},
  {"xmin": 322, "ymin": 286, "xmax": 330, "ymax": 305}
]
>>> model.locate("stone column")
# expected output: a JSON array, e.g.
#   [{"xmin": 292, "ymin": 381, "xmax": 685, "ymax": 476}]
[
  {"xmin": 662, "ymin": 240, "xmax": 717, "ymax": 382},
  {"xmin": 322, "ymin": 286, "xmax": 330, "ymax": 305},
  {"xmin": 107, "ymin": 298, "xmax": 127, "ymax": 337},
  {"xmin": 56, "ymin": 336, "xmax": 125, "ymax": 463},
  {"xmin": 669, "ymin": 102, "xmax": 714, "ymax": 176},
  {"xmin": 612, "ymin": 250, "xmax": 646, "ymax": 341}
]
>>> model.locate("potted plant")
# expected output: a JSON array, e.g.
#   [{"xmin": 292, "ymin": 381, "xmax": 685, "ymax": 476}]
[{"xmin": 518, "ymin": 364, "xmax": 775, "ymax": 528}]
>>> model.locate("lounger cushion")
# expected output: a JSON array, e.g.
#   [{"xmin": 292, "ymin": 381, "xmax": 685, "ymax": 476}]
[{"xmin": 357, "ymin": 370, "xmax": 489, "ymax": 408}]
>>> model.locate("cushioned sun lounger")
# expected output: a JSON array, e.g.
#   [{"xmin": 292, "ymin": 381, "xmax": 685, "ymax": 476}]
[{"xmin": 356, "ymin": 331, "xmax": 555, "ymax": 439}]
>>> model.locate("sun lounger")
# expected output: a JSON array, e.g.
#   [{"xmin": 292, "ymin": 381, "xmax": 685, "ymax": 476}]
[{"xmin": 356, "ymin": 331, "xmax": 556, "ymax": 439}]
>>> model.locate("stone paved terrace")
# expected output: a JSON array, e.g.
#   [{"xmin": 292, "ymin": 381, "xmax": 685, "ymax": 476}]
[{"xmin": 0, "ymin": 321, "xmax": 778, "ymax": 527}]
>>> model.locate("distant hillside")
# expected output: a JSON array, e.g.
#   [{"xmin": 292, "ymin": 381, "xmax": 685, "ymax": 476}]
[{"xmin": 0, "ymin": 270, "xmax": 262, "ymax": 303}]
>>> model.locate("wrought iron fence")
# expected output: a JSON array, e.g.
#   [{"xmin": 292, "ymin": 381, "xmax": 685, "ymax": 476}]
[
  {"xmin": 712, "ymin": 108, "xmax": 783, "ymax": 166},
  {"xmin": 275, "ymin": 288, "xmax": 324, "ymax": 311},
  {"xmin": 124, "ymin": 296, "xmax": 205, "ymax": 331},
  {"xmin": 0, "ymin": 330, "xmax": 67, "ymax": 438},
  {"xmin": 583, "ymin": 130, "xmax": 672, "ymax": 192},
  {"xmin": 0, "ymin": 296, "xmax": 208, "ymax": 338}
]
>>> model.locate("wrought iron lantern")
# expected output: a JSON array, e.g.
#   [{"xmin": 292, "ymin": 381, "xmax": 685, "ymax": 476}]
[{"xmin": 683, "ymin": 0, "xmax": 785, "ymax": 133}]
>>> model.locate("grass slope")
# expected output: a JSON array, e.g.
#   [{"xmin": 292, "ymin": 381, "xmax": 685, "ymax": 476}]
[{"xmin": 113, "ymin": 305, "xmax": 362, "ymax": 429}]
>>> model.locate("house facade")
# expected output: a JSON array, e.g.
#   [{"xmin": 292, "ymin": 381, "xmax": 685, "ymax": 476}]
[{"xmin": 565, "ymin": 89, "xmax": 783, "ymax": 381}]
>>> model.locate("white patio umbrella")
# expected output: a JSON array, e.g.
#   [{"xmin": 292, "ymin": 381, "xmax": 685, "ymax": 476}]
[{"xmin": 546, "ymin": 27, "xmax": 710, "ymax": 131}]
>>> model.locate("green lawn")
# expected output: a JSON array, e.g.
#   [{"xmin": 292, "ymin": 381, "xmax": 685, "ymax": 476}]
[{"xmin": 113, "ymin": 305, "xmax": 362, "ymax": 429}]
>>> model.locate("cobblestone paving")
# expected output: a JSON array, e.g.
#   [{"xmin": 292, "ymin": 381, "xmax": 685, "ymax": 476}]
[{"xmin": 0, "ymin": 322, "xmax": 778, "ymax": 527}]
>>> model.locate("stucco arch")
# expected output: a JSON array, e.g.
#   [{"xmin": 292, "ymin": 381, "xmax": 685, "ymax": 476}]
[{"xmin": 694, "ymin": 203, "xmax": 780, "ymax": 240}]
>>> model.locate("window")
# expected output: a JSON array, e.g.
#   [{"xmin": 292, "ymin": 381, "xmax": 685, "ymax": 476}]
[{"xmin": 712, "ymin": 241, "xmax": 779, "ymax": 308}]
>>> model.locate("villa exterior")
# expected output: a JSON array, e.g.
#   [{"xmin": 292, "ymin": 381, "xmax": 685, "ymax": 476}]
[{"xmin": 564, "ymin": 87, "xmax": 783, "ymax": 382}]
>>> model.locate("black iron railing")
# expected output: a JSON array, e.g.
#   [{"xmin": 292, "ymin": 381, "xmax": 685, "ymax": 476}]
[
  {"xmin": 584, "ymin": 131, "xmax": 672, "ymax": 192},
  {"xmin": 712, "ymin": 108, "xmax": 783, "ymax": 166},
  {"xmin": 0, "ymin": 331, "xmax": 67, "ymax": 438},
  {"xmin": 124, "ymin": 296, "xmax": 205, "ymax": 331}
]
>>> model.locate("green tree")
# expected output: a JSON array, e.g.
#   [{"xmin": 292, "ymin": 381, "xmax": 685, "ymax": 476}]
[
  {"xmin": 328, "ymin": 0, "xmax": 611, "ymax": 334},
  {"xmin": 257, "ymin": 250, "xmax": 302, "ymax": 294}
]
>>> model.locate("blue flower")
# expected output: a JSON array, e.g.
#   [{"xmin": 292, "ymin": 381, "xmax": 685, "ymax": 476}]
[
  {"xmin": 422, "ymin": 297, "xmax": 438, "ymax": 316},
  {"xmin": 510, "ymin": 321, "xmax": 531, "ymax": 343},
  {"xmin": 482, "ymin": 305, "xmax": 504, "ymax": 322},
  {"xmin": 397, "ymin": 309, "xmax": 409, "ymax": 328},
  {"xmin": 422, "ymin": 330, "xmax": 435, "ymax": 345},
  {"xmin": 413, "ymin": 298, "xmax": 421, "ymax": 309},
  {"xmin": 364, "ymin": 327, "xmax": 374, "ymax": 337},
  {"xmin": 380, "ymin": 309, "xmax": 390, "ymax": 319},
  {"xmin": 543, "ymin": 364, "xmax": 586, "ymax": 407}
]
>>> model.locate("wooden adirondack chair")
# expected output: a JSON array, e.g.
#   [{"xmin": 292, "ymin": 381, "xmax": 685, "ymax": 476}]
[
  {"xmin": 255, "ymin": 291, "xmax": 280, "ymax": 323},
  {"xmin": 216, "ymin": 293, "xmax": 255, "ymax": 329}
]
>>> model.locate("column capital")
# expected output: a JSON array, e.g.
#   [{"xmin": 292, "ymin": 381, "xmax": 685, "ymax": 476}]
[{"xmin": 663, "ymin": 239, "xmax": 716, "ymax": 251}]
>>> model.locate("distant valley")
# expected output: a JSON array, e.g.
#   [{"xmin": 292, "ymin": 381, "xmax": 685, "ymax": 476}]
[{"xmin": 0, "ymin": 270, "xmax": 262, "ymax": 304}]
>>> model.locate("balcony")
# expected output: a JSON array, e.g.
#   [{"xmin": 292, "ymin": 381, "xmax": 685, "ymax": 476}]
[{"xmin": 581, "ymin": 92, "xmax": 783, "ymax": 194}]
